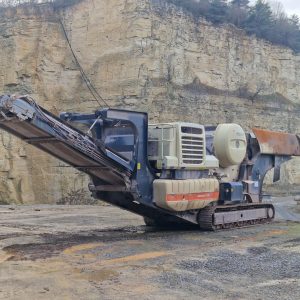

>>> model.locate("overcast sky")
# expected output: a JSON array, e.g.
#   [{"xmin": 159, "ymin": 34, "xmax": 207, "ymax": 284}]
[
  {"xmin": 272, "ymin": 1, "xmax": 300, "ymax": 16},
  {"xmin": 250, "ymin": 0, "xmax": 300, "ymax": 17}
]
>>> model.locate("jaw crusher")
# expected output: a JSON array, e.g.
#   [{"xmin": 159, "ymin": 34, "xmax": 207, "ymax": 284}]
[{"xmin": 0, "ymin": 94, "xmax": 299, "ymax": 230}]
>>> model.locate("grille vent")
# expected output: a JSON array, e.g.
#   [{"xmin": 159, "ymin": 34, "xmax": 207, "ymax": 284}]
[{"xmin": 181, "ymin": 133, "xmax": 204, "ymax": 165}]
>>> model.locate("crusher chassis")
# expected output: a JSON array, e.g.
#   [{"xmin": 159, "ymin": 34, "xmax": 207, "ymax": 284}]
[{"xmin": 0, "ymin": 95, "xmax": 298, "ymax": 231}]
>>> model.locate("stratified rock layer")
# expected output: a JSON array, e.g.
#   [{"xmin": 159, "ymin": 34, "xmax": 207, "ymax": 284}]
[{"xmin": 0, "ymin": 0, "xmax": 299, "ymax": 203}]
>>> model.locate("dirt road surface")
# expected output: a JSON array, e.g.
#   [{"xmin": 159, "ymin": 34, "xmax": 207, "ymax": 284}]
[{"xmin": 0, "ymin": 197, "xmax": 300, "ymax": 300}]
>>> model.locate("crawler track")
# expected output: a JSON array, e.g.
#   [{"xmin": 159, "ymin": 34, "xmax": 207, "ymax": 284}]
[{"xmin": 198, "ymin": 203, "xmax": 275, "ymax": 231}]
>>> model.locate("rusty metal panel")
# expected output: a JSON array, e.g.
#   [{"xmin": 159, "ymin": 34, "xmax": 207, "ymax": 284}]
[{"xmin": 252, "ymin": 128, "xmax": 300, "ymax": 156}]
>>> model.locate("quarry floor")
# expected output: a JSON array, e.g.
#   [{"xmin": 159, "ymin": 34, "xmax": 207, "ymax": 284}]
[{"xmin": 0, "ymin": 197, "xmax": 300, "ymax": 300}]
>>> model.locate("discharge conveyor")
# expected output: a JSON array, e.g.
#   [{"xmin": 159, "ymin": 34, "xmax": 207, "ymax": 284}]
[{"xmin": 0, "ymin": 95, "xmax": 132, "ymax": 187}]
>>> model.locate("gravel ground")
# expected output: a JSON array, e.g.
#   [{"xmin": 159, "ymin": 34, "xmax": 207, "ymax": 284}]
[{"xmin": 0, "ymin": 197, "xmax": 299, "ymax": 300}]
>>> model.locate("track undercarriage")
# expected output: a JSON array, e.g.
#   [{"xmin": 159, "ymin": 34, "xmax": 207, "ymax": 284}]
[{"xmin": 197, "ymin": 203, "xmax": 275, "ymax": 231}]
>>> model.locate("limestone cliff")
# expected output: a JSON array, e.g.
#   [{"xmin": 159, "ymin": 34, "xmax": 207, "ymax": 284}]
[{"xmin": 0, "ymin": 0, "xmax": 299, "ymax": 203}]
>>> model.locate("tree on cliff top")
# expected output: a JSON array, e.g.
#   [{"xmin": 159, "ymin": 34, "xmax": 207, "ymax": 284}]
[
  {"xmin": 244, "ymin": 0, "xmax": 274, "ymax": 39},
  {"xmin": 231, "ymin": 0, "xmax": 250, "ymax": 7},
  {"xmin": 229, "ymin": 0, "xmax": 250, "ymax": 27},
  {"xmin": 166, "ymin": 0, "xmax": 300, "ymax": 53},
  {"xmin": 207, "ymin": 0, "xmax": 228, "ymax": 24}
]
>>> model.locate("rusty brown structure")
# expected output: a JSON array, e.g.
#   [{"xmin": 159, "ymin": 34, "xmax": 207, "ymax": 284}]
[{"xmin": 253, "ymin": 128, "xmax": 300, "ymax": 156}]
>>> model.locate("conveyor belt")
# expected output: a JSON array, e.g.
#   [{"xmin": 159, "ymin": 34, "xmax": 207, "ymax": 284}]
[{"xmin": 0, "ymin": 95, "xmax": 131, "ymax": 187}]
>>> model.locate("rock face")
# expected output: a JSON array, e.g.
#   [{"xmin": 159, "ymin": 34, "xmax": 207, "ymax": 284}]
[{"xmin": 0, "ymin": 0, "xmax": 299, "ymax": 204}]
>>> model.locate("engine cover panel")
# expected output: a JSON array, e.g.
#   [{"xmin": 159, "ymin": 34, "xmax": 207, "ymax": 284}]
[{"xmin": 153, "ymin": 178, "xmax": 219, "ymax": 212}]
